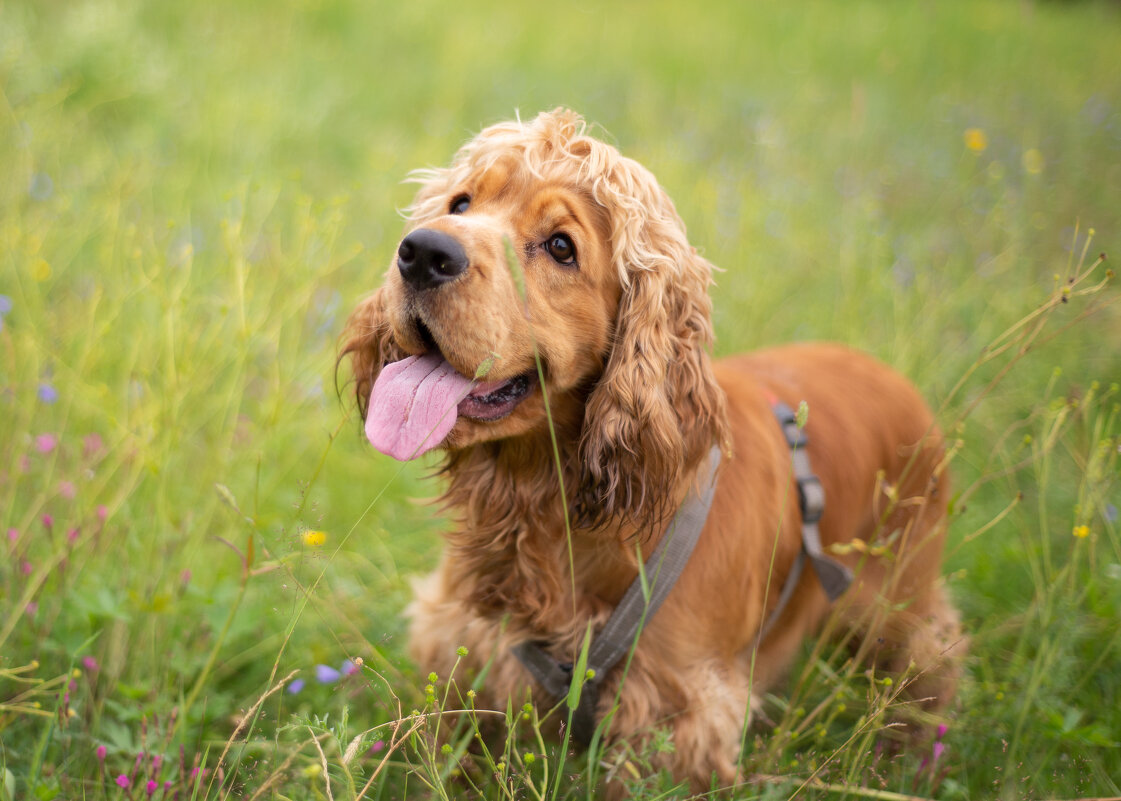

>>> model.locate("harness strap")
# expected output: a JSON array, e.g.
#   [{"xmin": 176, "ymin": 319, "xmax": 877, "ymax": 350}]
[
  {"xmin": 513, "ymin": 399, "xmax": 854, "ymax": 744},
  {"xmin": 513, "ymin": 444, "xmax": 722, "ymax": 744},
  {"xmin": 758, "ymin": 401, "xmax": 853, "ymax": 640}
]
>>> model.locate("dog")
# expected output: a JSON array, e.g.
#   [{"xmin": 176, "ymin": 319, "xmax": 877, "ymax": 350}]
[{"xmin": 341, "ymin": 108, "xmax": 965, "ymax": 791}]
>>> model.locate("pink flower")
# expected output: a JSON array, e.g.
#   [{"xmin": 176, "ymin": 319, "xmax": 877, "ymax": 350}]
[
  {"xmin": 936, "ymin": 723, "xmax": 949, "ymax": 740},
  {"xmin": 35, "ymin": 434, "xmax": 58, "ymax": 453},
  {"xmin": 68, "ymin": 528, "xmax": 81, "ymax": 544},
  {"xmin": 932, "ymin": 741, "xmax": 946, "ymax": 763},
  {"xmin": 83, "ymin": 656, "xmax": 100, "ymax": 673},
  {"xmin": 116, "ymin": 774, "xmax": 130, "ymax": 788},
  {"xmin": 59, "ymin": 481, "xmax": 76, "ymax": 499},
  {"xmin": 146, "ymin": 779, "xmax": 158, "ymax": 795},
  {"xmin": 83, "ymin": 433, "xmax": 104, "ymax": 458},
  {"xmin": 369, "ymin": 740, "xmax": 386, "ymax": 754},
  {"xmin": 97, "ymin": 745, "xmax": 107, "ymax": 762},
  {"xmin": 7, "ymin": 528, "xmax": 18, "ymax": 543},
  {"xmin": 20, "ymin": 560, "xmax": 32, "ymax": 575},
  {"xmin": 42, "ymin": 514, "xmax": 53, "ymax": 530},
  {"xmin": 342, "ymin": 659, "xmax": 359, "ymax": 676},
  {"xmin": 97, "ymin": 505, "xmax": 109, "ymax": 522}
]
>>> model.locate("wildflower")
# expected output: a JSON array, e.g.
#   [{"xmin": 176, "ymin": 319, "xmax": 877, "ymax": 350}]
[
  {"xmin": 84, "ymin": 433, "xmax": 104, "ymax": 458},
  {"xmin": 29, "ymin": 172, "xmax": 54, "ymax": 201},
  {"xmin": 31, "ymin": 259, "xmax": 51, "ymax": 281},
  {"xmin": 98, "ymin": 505, "xmax": 109, "ymax": 522},
  {"xmin": 38, "ymin": 383, "xmax": 58, "ymax": 404},
  {"xmin": 287, "ymin": 678, "xmax": 306, "ymax": 694},
  {"xmin": 36, "ymin": 434, "xmax": 58, "ymax": 453},
  {"xmin": 1073, "ymin": 525, "xmax": 1090, "ymax": 539},
  {"xmin": 342, "ymin": 659, "xmax": 359, "ymax": 676},
  {"xmin": 20, "ymin": 560, "xmax": 32, "ymax": 575},
  {"xmin": 67, "ymin": 528, "xmax": 80, "ymax": 544},
  {"xmin": 146, "ymin": 779, "xmax": 158, "ymax": 796},
  {"xmin": 59, "ymin": 482, "xmax": 76, "ymax": 500},
  {"xmin": 369, "ymin": 740, "xmax": 386, "ymax": 754},
  {"xmin": 7, "ymin": 528, "xmax": 18, "ymax": 543},
  {"xmin": 315, "ymin": 664, "xmax": 341, "ymax": 683},
  {"xmin": 42, "ymin": 514, "xmax": 53, "ymax": 530},
  {"xmin": 115, "ymin": 775, "xmax": 130, "ymax": 788},
  {"xmin": 302, "ymin": 529, "xmax": 326, "ymax": 547},
  {"xmin": 83, "ymin": 656, "xmax": 100, "ymax": 673},
  {"xmin": 97, "ymin": 745, "xmax": 107, "ymax": 762},
  {"xmin": 963, "ymin": 128, "xmax": 988, "ymax": 152},
  {"xmin": 0, "ymin": 294, "xmax": 12, "ymax": 319},
  {"xmin": 1023, "ymin": 148, "xmax": 1045, "ymax": 174}
]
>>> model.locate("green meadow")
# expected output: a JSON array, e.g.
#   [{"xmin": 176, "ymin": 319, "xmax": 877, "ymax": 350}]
[{"xmin": 2, "ymin": 0, "xmax": 1120, "ymax": 798}]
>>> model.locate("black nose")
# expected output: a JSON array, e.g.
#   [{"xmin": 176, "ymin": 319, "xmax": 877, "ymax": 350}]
[{"xmin": 397, "ymin": 228, "xmax": 468, "ymax": 290}]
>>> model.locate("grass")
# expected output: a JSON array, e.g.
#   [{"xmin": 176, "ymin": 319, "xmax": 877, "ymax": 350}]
[{"xmin": 2, "ymin": 0, "xmax": 1120, "ymax": 798}]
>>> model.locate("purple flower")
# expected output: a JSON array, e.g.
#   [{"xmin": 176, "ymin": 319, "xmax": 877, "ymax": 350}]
[
  {"xmin": 36, "ymin": 433, "xmax": 58, "ymax": 453},
  {"xmin": 315, "ymin": 664, "xmax": 341, "ymax": 683},
  {"xmin": 932, "ymin": 740, "xmax": 946, "ymax": 764},
  {"xmin": 115, "ymin": 774, "xmax": 130, "ymax": 788},
  {"xmin": 0, "ymin": 295, "xmax": 12, "ymax": 316},
  {"xmin": 287, "ymin": 678, "xmax": 306, "ymax": 694},
  {"xmin": 96, "ymin": 745, "xmax": 107, "ymax": 762},
  {"xmin": 146, "ymin": 779, "xmax": 158, "ymax": 796},
  {"xmin": 38, "ymin": 382, "xmax": 58, "ymax": 404},
  {"xmin": 342, "ymin": 659, "xmax": 359, "ymax": 676}
]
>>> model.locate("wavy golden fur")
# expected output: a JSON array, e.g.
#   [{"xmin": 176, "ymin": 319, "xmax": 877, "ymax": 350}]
[{"xmin": 341, "ymin": 109, "xmax": 966, "ymax": 792}]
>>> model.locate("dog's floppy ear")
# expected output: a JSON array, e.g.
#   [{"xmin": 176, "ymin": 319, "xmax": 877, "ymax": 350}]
[
  {"xmin": 337, "ymin": 288, "xmax": 404, "ymax": 421},
  {"xmin": 576, "ymin": 159, "xmax": 728, "ymax": 531}
]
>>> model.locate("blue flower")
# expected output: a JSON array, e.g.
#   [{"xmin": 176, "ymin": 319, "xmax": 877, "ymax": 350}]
[
  {"xmin": 315, "ymin": 664, "xmax": 342, "ymax": 683},
  {"xmin": 288, "ymin": 678, "xmax": 306, "ymax": 694},
  {"xmin": 38, "ymin": 382, "xmax": 58, "ymax": 404}
]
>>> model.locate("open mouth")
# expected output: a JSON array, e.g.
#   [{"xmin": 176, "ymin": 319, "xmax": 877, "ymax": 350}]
[
  {"xmin": 365, "ymin": 319, "xmax": 541, "ymax": 461},
  {"xmin": 459, "ymin": 370, "xmax": 536, "ymax": 421}
]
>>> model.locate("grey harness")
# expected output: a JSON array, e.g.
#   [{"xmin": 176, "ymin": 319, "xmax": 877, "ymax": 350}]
[{"xmin": 513, "ymin": 401, "xmax": 852, "ymax": 744}]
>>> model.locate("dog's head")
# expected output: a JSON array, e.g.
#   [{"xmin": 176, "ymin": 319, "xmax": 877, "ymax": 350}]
[{"xmin": 342, "ymin": 109, "xmax": 727, "ymax": 528}]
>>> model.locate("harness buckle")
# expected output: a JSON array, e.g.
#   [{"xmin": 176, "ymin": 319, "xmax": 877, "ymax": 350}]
[{"xmin": 797, "ymin": 475, "xmax": 826, "ymax": 524}]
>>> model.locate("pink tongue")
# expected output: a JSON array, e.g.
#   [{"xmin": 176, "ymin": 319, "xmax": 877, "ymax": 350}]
[{"xmin": 365, "ymin": 353, "xmax": 475, "ymax": 461}]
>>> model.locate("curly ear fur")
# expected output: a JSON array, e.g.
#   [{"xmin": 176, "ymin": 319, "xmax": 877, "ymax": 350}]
[
  {"xmin": 337, "ymin": 287, "xmax": 404, "ymax": 421},
  {"xmin": 576, "ymin": 155, "xmax": 729, "ymax": 531}
]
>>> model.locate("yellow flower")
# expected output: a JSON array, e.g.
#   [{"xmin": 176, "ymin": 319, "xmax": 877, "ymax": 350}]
[
  {"xmin": 31, "ymin": 258, "xmax": 51, "ymax": 281},
  {"xmin": 1073, "ymin": 525, "xmax": 1090, "ymax": 539},
  {"xmin": 1023, "ymin": 148, "xmax": 1045, "ymax": 174},
  {"xmin": 302, "ymin": 529, "xmax": 327, "ymax": 547},
  {"xmin": 964, "ymin": 128, "xmax": 988, "ymax": 153}
]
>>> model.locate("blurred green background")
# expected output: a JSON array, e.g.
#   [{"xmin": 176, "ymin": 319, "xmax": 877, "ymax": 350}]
[{"xmin": 2, "ymin": 0, "xmax": 1120, "ymax": 798}]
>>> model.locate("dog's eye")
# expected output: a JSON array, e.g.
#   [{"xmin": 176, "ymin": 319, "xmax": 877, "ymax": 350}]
[
  {"xmin": 449, "ymin": 195, "xmax": 471, "ymax": 215},
  {"xmin": 544, "ymin": 233, "xmax": 576, "ymax": 265}
]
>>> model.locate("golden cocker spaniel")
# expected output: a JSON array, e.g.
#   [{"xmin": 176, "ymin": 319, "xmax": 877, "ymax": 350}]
[{"xmin": 342, "ymin": 108, "xmax": 965, "ymax": 791}]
